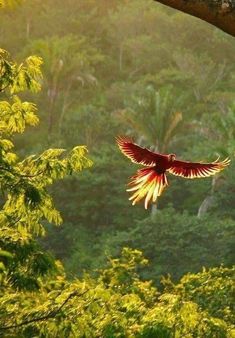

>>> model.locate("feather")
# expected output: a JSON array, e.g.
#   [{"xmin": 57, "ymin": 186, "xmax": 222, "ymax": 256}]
[
  {"xmin": 168, "ymin": 158, "xmax": 230, "ymax": 179},
  {"xmin": 116, "ymin": 136, "xmax": 166, "ymax": 166},
  {"xmin": 127, "ymin": 168, "xmax": 168, "ymax": 209}
]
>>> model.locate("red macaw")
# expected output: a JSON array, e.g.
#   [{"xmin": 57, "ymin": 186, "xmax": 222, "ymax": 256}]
[{"xmin": 116, "ymin": 136, "xmax": 230, "ymax": 209}]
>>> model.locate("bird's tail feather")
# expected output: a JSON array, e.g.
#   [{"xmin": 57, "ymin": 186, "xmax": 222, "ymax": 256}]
[{"xmin": 127, "ymin": 168, "xmax": 168, "ymax": 209}]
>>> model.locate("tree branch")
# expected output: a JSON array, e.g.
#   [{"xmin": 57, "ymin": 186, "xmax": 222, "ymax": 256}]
[
  {"xmin": 0, "ymin": 289, "xmax": 89, "ymax": 330},
  {"xmin": 153, "ymin": 0, "xmax": 235, "ymax": 37},
  {"xmin": 0, "ymin": 166, "xmax": 45, "ymax": 178}
]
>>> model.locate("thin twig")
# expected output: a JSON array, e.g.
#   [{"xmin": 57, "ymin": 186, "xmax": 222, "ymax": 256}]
[{"xmin": 0, "ymin": 289, "xmax": 89, "ymax": 330}]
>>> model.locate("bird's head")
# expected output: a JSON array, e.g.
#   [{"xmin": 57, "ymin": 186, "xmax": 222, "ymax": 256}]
[{"xmin": 168, "ymin": 153, "xmax": 176, "ymax": 162}]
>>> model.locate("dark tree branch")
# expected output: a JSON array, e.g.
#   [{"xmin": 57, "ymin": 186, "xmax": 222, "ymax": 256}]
[
  {"xmin": 0, "ymin": 166, "xmax": 45, "ymax": 178},
  {"xmin": 153, "ymin": 0, "xmax": 235, "ymax": 37},
  {"xmin": 0, "ymin": 83, "xmax": 11, "ymax": 92},
  {"xmin": 0, "ymin": 289, "xmax": 89, "ymax": 330}
]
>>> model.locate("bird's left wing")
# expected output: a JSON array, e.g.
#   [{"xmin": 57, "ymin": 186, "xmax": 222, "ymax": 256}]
[
  {"xmin": 168, "ymin": 158, "xmax": 230, "ymax": 179},
  {"xmin": 116, "ymin": 136, "xmax": 165, "ymax": 166}
]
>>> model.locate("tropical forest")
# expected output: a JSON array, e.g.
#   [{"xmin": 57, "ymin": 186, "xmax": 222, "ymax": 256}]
[{"xmin": 0, "ymin": 0, "xmax": 234, "ymax": 337}]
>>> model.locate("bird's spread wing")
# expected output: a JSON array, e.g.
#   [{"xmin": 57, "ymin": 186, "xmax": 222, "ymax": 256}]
[
  {"xmin": 168, "ymin": 158, "xmax": 230, "ymax": 179},
  {"xmin": 116, "ymin": 136, "xmax": 165, "ymax": 166}
]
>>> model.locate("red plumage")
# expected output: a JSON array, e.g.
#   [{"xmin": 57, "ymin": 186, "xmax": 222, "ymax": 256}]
[{"xmin": 116, "ymin": 136, "xmax": 230, "ymax": 209}]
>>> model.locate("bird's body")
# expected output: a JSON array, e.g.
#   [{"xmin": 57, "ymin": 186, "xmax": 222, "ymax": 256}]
[{"xmin": 116, "ymin": 136, "xmax": 230, "ymax": 209}]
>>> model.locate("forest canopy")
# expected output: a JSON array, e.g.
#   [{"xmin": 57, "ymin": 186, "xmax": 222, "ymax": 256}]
[{"xmin": 0, "ymin": 0, "xmax": 234, "ymax": 337}]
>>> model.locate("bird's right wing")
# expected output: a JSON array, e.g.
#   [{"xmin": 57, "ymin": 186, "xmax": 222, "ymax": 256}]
[
  {"xmin": 116, "ymin": 136, "xmax": 165, "ymax": 166},
  {"xmin": 168, "ymin": 158, "xmax": 230, "ymax": 179}
]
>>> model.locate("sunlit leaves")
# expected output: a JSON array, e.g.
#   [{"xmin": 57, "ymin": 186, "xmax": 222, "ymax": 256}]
[
  {"xmin": 0, "ymin": 49, "xmax": 42, "ymax": 94},
  {"xmin": 11, "ymin": 56, "xmax": 43, "ymax": 93},
  {"xmin": 0, "ymin": 245, "xmax": 233, "ymax": 336},
  {"xmin": 0, "ymin": 0, "xmax": 23, "ymax": 8},
  {"xmin": 0, "ymin": 48, "xmax": 93, "ymax": 315},
  {"xmin": 0, "ymin": 96, "xmax": 38, "ymax": 134},
  {"xmin": 170, "ymin": 265, "xmax": 235, "ymax": 325}
]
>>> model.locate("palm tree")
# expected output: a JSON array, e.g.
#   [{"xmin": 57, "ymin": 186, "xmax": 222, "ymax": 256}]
[{"xmin": 118, "ymin": 85, "xmax": 185, "ymax": 152}]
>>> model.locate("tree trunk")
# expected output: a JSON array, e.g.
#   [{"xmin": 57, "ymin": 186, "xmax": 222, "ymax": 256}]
[
  {"xmin": 197, "ymin": 195, "xmax": 215, "ymax": 217},
  {"xmin": 119, "ymin": 44, "xmax": 123, "ymax": 72},
  {"xmin": 153, "ymin": 0, "xmax": 235, "ymax": 37},
  {"xmin": 26, "ymin": 20, "xmax": 30, "ymax": 39},
  {"xmin": 47, "ymin": 88, "xmax": 56, "ymax": 139},
  {"xmin": 197, "ymin": 175, "xmax": 220, "ymax": 217}
]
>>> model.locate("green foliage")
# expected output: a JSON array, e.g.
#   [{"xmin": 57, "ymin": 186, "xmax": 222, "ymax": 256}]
[
  {"xmin": 163, "ymin": 265, "xmax": 235, "ymax": 325},
  {"xmin": 0, "ymin": 49, "xmax": 42, "ymax": 93},
  {"xmin": 0, "ymin": 0, "xmax": 23, "ymax": 8},
  {"xmin": 0, "ymin": 1, "xmax": 234, "ymax": 336},
  {"xmin": 0, "ymin": 48, "xmax": 92, "ymax": 299},
  {"xmin": 0, "ymin": 248, "xmax": 233, "ymax": 337},
  {"xmin": 83, "ymin": 207, "xmax": 234, "ymax": 283}
]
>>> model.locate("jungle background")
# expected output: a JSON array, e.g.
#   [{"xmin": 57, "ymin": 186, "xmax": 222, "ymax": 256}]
[{"xmin": 0, "ymin": 0, "xmax": 234, "ymax": 336}]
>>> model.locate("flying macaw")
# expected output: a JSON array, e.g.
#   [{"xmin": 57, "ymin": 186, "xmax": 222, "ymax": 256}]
[{"xmin": 116, "ymin": 136, "xmax": 230, "ymax": 209}]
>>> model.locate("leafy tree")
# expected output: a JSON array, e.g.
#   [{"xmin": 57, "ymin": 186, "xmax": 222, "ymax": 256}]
[
  {"xmin": 0, "ymin": 248, "xmax": 233, "ymax": 337},
  {"xmin": 95, "ymin": 207, "xmax": 235, "ymax": 283},
  {"xmin": 163, "ymin": 265, "xmax": 235, "ymax": 326},
  {"xmin": 0, "ymin": 47, "xmax": 92, "ymax": 329},
  {"xmin": 23, "ymin": 35, "xmax": 104, "ymax": 142}
]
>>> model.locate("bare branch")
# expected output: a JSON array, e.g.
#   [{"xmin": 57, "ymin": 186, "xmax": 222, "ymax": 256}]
[{"xmin": 153, "ymin": 0, "xmax": 235, "ymax": 37}]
